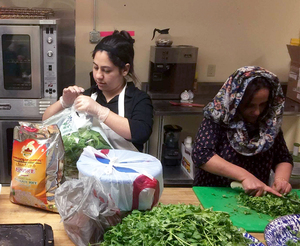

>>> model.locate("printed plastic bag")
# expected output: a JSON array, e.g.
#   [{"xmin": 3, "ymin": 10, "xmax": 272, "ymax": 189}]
[
  {"xmin": 55, "ymin": 176, "xmax": 121, "ymax": 246},
  {"xmin": 77, "ymin": 146, "xmax": 164, "ymax": 211},
  {"xmin": 10, "ymin": 122, "xmax": 64, "ymax": 212},
  {"xmin": 43, "ymin": 107, "xmax": 112, "ymax": 179}
]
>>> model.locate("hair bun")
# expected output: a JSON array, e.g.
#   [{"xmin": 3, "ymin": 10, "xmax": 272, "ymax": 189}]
[{"xmin": 116, "ymin": 30, "xmax": 135, "ymax": 44}]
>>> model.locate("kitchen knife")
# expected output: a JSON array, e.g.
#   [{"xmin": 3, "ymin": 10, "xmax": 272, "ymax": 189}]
[{"xmin": 230, "ymin": 181, "xmax": 300, "ymax": 204}]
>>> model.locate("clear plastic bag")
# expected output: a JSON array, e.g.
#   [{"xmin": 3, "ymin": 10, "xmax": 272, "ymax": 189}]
[
  {"xmin": 43, "ymin": 107, "xmax": 112, "ymax": 179},
  {"xmin": 55, "ymin": 176, "xmax": 121, "ymax": 246}
]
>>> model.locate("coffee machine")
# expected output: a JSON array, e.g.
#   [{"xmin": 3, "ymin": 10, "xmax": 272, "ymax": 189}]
[{"xmin": 148, "ymin": 45, "xmax": 198, "ymax": 99}]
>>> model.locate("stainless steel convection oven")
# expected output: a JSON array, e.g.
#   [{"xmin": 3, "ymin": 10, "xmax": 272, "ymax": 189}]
[
  {"xmin": 0, "ymin": 7, "xmax": 75, "ymax": 184},
  {"xmin": 0, "ymin": 18, "xmax": 59, "ymax": 184}
]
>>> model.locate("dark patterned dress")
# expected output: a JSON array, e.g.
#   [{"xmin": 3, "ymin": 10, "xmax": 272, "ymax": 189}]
[{"xmin": 192, "ymin": 118, "xmax": 293, "ymax": 187}]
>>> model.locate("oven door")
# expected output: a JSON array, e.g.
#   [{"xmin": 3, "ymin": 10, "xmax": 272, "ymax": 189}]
[
  {"xmin": 0, "ymin": 121, "xmax": 19, "ymax": 184},
  {"xmin": 0, "ymin": 25, "xmax": 42, "ymax": 99}
]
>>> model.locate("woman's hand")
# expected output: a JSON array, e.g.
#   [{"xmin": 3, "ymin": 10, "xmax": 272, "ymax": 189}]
[
  {"xmin": 272, "ymin": 162, "xmax": 293, "ymax": 195},
  {"xmin": 61, "ymin": 86, "xmax": 85, "ymax": 108},
  {"xmin": 74, "ymin": 95, "xmax": 110, "ymax": 122},
  {"xmin": 241, "ymin": 176, "xmax": 282, "ymax": 197},
  {"xmin": 272, "ymin": 177, "xmax": 292, "ymax": 195}
]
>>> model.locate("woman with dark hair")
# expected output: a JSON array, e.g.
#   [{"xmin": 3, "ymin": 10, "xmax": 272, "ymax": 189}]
[
  {"xmin": 192, "ymin": 66, "xmax": 293, "ymax": 196},
  {"xmin": 43, "ymin": 30, "xmax": 153, "ymax": 152}
]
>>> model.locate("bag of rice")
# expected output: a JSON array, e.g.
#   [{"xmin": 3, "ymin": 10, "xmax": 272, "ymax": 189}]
[{"xmin": 10, "ymin": 122, "xmax": 64, "ymax": 212}]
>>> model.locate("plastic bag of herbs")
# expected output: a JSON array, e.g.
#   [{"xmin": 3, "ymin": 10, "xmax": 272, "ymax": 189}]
[{"xmin": 43, "ymin": 106, "xmax": 112, "ymax": 180}]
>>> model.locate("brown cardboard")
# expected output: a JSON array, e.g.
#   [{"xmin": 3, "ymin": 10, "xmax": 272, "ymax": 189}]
[{"xmin": 286, "ymin": 45, "xmax": 300, "ymax": 103}]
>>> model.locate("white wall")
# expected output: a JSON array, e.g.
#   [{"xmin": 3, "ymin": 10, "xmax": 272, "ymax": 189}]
[
  {"xmin": 75, "ymin": 0, "xmax": 300, "ymax": 88},
  {"xmin": 74, "ymin": 0, "xmax": 300, "ymax": 153}
]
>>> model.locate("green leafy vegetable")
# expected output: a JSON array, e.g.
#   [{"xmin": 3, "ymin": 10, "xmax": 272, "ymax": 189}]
[
  {"xmin": 100, "ymin": 203, "xmax": 253, "ymax": 246},
  {"xmin": 236, "ymin": 192, "xmax": 300, "ymax": 218},
  {"xmin": 286, "ymin": 241, "xmax": 300, "ymax": 246},
  {"xmin": 62, "ymin": 127, "xmax": 111, "ymax": 178}
]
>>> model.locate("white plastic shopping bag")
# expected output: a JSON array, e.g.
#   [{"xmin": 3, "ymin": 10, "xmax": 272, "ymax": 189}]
[{"xmin": 77, "ymin": 146, "xmax": 164, "ymax": 211}]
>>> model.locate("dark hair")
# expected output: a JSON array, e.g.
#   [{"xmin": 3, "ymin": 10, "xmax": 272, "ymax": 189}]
[
  {"xmin": 238, "ymin": 77, "xmax": 272, "ymax": 117},
  {"xmin": 92, "ymin": 30, "xmax": 138, "ymax": 83}
]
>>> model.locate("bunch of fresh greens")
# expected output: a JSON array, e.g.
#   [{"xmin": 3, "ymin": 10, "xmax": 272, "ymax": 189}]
[
  {"xmin": 285, "ymin": 226, "xmax": 300, "ymax": 246},
  {"xmin": 100, "ymin": 203, "xmax": 253, "ymax": 246},
  {"xmin": 286, "ymin": 241, "xmax": 300, "ymax": 246},
  {"xmin": 236, "ymin": 192, "xmax": 300, "ymax": 218},
  {"xmin": 62, "ymin": 127, "xmax": 111, "ymax": 178}
]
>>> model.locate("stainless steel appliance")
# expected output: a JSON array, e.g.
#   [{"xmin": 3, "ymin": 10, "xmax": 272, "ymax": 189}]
[
  {"xmin": 0, "ymin": 11, "xmax": 75, "ymax": 184},
  {"xmin": 0, "ymin": 120, "xmax": 20, "ymax": 184},
  {"xmin": 148, "ymin": 45, "xmax": 198, "ymax": 99},
  {"xmin": 0, "ymin": 18, "xmax": 59, "ymax": 119}
]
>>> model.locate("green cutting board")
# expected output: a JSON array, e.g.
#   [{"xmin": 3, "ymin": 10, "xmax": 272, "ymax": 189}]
[{"xmin": 193, "ymin": 186, "xmax": 300, "ymax": 233}]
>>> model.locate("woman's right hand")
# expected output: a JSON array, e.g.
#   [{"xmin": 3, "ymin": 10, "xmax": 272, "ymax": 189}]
[
  {"xmin": 61, "ymin": 86, "xmax": 85, "ymax": 108},
  {"xmin": 241, "ymin": 176, "xmax": 282, "ymax": 197}
]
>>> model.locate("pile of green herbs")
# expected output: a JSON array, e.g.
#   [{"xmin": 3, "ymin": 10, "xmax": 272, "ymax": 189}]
[
  {"xmin": 286, "ymin": 240, "xmax": 300, "ymax": 246},
  {"xmin": 284, "ymin": 226, "xmax": 300, "ymax": 246},
  {"xmin": 236, "ymin": 192, "xmax": 300, "ymax": 218},
  {"xmin": 62, "ymin": 127, "xmax": 111, "ymax": 178},
  {"xmin": 100, "ymin": 203, "xmax": 253, "ymax": 246}
]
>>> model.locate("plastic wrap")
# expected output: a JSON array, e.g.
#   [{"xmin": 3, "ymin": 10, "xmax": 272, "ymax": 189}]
[
  {"xmin": 55, "ymin": 176, "xmax": 121, "ymax": 246},
  {"xmin": 43, "ymin": 107, "xmax": 112, "ymax": 179}
]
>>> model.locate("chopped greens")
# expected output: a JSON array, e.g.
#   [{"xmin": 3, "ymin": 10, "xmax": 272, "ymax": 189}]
[
  {"xmin": 62, "ymin": 127, "xmax": 111, "ymax": 178},
  {"xmin": 286, "ymin": 241, "xmax": 300, "ymax": 246},
  {"xmin": 100, "ymin": 203, "xmax": 254, "ymax": 246},
  {"xmin": 285, "ymin": 226, "xmax": 300, "ymax": 245},
  {"xmin": 236, "ymin": 192, "xmax": 300, "ymax": 218}
]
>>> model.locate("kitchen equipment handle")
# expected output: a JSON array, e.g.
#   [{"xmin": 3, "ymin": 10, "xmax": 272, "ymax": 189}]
[{"xmin": 230, "ymin": 181, "xmax": 244, "ymax": 190}]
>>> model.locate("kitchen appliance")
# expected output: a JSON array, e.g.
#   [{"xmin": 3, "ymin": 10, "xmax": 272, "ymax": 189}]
[
  {"xmin": 151, "ymin": 28, "xmax": 173, "ymax": 47},
  {"xmin": 148, "ymin": 45, "xmax": 198, "ymax": 99},
  {"xmin": 0, "ymin": 8, "xmax": 75, "ymax": 185},
  {"xmin": 0, "ymin": 18, "xmax": 59, "ymax": 119},
  {"xmin": 0, "ymin": 120, "xmax": 21, "ymax": 184},
  {"xmin": 161, "ymin": 124, "xmax": 182, "ymax": 166}
]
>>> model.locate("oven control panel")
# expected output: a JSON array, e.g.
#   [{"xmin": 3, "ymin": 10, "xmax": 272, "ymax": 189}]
[{"xmin": 43, "ymin": 25, "xmax": 57, "ymax": 99}]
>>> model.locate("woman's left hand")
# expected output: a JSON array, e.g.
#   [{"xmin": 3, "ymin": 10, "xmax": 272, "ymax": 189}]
[
  {"xmin": 74, "ymin": 95, "xmax": 110, "ymax": 122},
  {"xmin": 272, "ymin": 177, "xmax": 292, "ymax": 195}
]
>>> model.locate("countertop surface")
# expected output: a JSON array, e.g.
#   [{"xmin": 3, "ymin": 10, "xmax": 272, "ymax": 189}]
[
  {"xmin": 148, "ymin": 81, "xmax": 300, "ymax": 116},
  {"xmin": 152, "ymin": 96, "xmax": 300, "ymax": 116},
  {"xmin": 0, "ymin": 186, "xmax": 265, "ymax": 245}
]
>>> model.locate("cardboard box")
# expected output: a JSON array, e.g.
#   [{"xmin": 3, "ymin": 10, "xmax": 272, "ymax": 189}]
[
  {"xmin": 181, "ymin": 142, "xmax": 195, "ymax": 179},
  {"xmin": 286, "ymin": 45, "xmax": 300, "ymax": 103}
]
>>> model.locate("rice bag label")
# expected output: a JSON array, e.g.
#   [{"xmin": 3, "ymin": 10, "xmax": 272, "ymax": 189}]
[{"xmin": 11, "ymin": 139, "xmax": 47, "ymax": 206}]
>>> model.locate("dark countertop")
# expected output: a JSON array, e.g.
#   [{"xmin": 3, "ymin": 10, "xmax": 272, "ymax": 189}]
[
  {"xmin": 152, "ymin": 96, "xmax": 300, "ymax": 116},
  {"xmin": 148, "ymin": 82, "xmax": 300, "ymax": 116}
]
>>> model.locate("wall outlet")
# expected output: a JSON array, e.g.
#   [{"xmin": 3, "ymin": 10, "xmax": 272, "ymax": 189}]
[{"xmin": 207, "ymin": 64, "xmax": 216, "ymax": 77}]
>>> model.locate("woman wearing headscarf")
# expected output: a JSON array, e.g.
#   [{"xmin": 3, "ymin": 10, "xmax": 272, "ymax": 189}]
[{"xmin": 192, "ymin": 66, "xmax": 293, "ymax": 197}]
